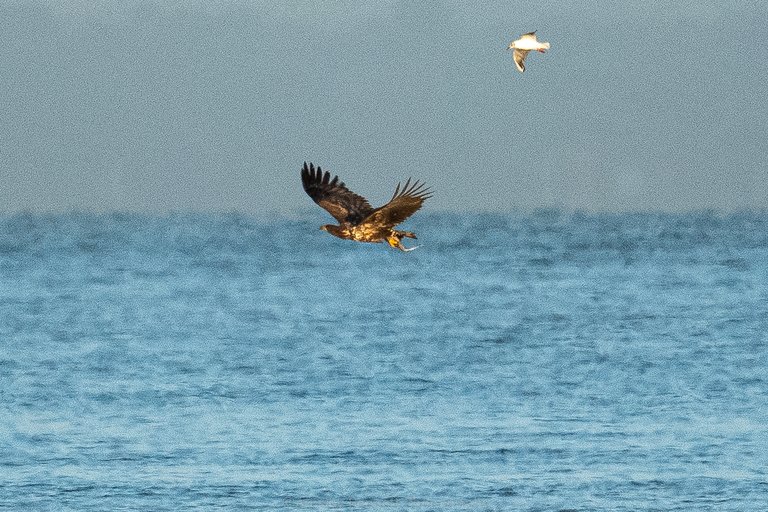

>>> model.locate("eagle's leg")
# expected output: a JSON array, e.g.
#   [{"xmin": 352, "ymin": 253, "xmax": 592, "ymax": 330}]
[
  {"xmin": 386, "ymin": 233, "xmax": 402, "ymax": 249},
  {"xmin": 387, "ymin": 230, "xmax": 418, "ymax": 251}
]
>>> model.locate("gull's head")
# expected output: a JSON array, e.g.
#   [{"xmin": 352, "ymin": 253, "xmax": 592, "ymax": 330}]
[
  {"xmin": 507, "ymin": 42, "xmax": 514, "ymax": 50},
  {"xmin": 320, "ymin": 225, "xmax": 329, "ymax": 232}
]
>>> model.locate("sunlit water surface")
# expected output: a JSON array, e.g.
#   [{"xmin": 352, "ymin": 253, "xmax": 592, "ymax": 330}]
[{"xmin": 2, "ymin": 212, "xmax": 767, "ymax": 510}]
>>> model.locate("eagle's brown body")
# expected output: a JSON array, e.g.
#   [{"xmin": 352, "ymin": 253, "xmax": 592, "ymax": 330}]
[{"xmin": 301, "ymin": 162, "xmax": 431, "ymax": 251}]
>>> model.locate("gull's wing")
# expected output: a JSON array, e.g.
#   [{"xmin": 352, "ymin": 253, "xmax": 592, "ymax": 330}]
[
  {"xmin": 301, "ymin": 162, "xmax": 374, "ymax": 224},
  {"xmin": 520, "ymin": 31, "xmax": 537, "ymax": 41},
  {"xmin": 513, "ymin": 49, "xmax": 529, "ymax": 72},
  {"xmin": 362, "ymin": 178, "xmax": 432, "ymax": 229}
]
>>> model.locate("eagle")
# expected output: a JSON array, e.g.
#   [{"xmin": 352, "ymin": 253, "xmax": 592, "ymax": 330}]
[{"xmin": 301, "ymin": 162, "xmax": 432, "ymax": 251}]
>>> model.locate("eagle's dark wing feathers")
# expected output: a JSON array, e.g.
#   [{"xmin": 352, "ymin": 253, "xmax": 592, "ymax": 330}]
[
  {"xmin": 362, "ymin": 178, "xmax": 432, "ymax": 229},
  {"xmin": 301, "ymin": 162, "xmax": 374, "ymax": 224}
]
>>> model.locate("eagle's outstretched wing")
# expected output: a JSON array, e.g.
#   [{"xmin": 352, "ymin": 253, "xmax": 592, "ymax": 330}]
[
  {"xmin": 362, "ymin": 178, "xmax": 432, "ymax": 229},
  {"xmin": 301, "ymin": 162, "xmax": 374, "ymax": 225}
]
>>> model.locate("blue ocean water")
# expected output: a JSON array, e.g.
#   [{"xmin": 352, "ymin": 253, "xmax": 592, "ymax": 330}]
[{"xmin": 1, "ymin": 211, "xmax": 767, "ymax": 510}]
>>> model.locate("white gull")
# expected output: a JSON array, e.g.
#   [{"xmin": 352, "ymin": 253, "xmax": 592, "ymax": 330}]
[{"xmin": 507, "ymin": 31, "xmax": 550, "ymax": 73}]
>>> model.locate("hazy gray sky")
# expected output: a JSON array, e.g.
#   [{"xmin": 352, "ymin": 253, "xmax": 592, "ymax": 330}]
[{"xmin": 2, "ymin": 0, "xmax": 766, "ymax": 213}]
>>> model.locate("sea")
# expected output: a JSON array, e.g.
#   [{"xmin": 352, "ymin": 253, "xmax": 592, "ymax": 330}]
[{"xmin": 1, "ymin": 211, "xmax": 767, "ymax": 511}]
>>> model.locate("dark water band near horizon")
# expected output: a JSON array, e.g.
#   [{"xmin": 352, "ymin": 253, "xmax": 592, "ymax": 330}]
[{"xmin": 1, "ymin": 212, "xmax": 767, "ymax": 510}]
